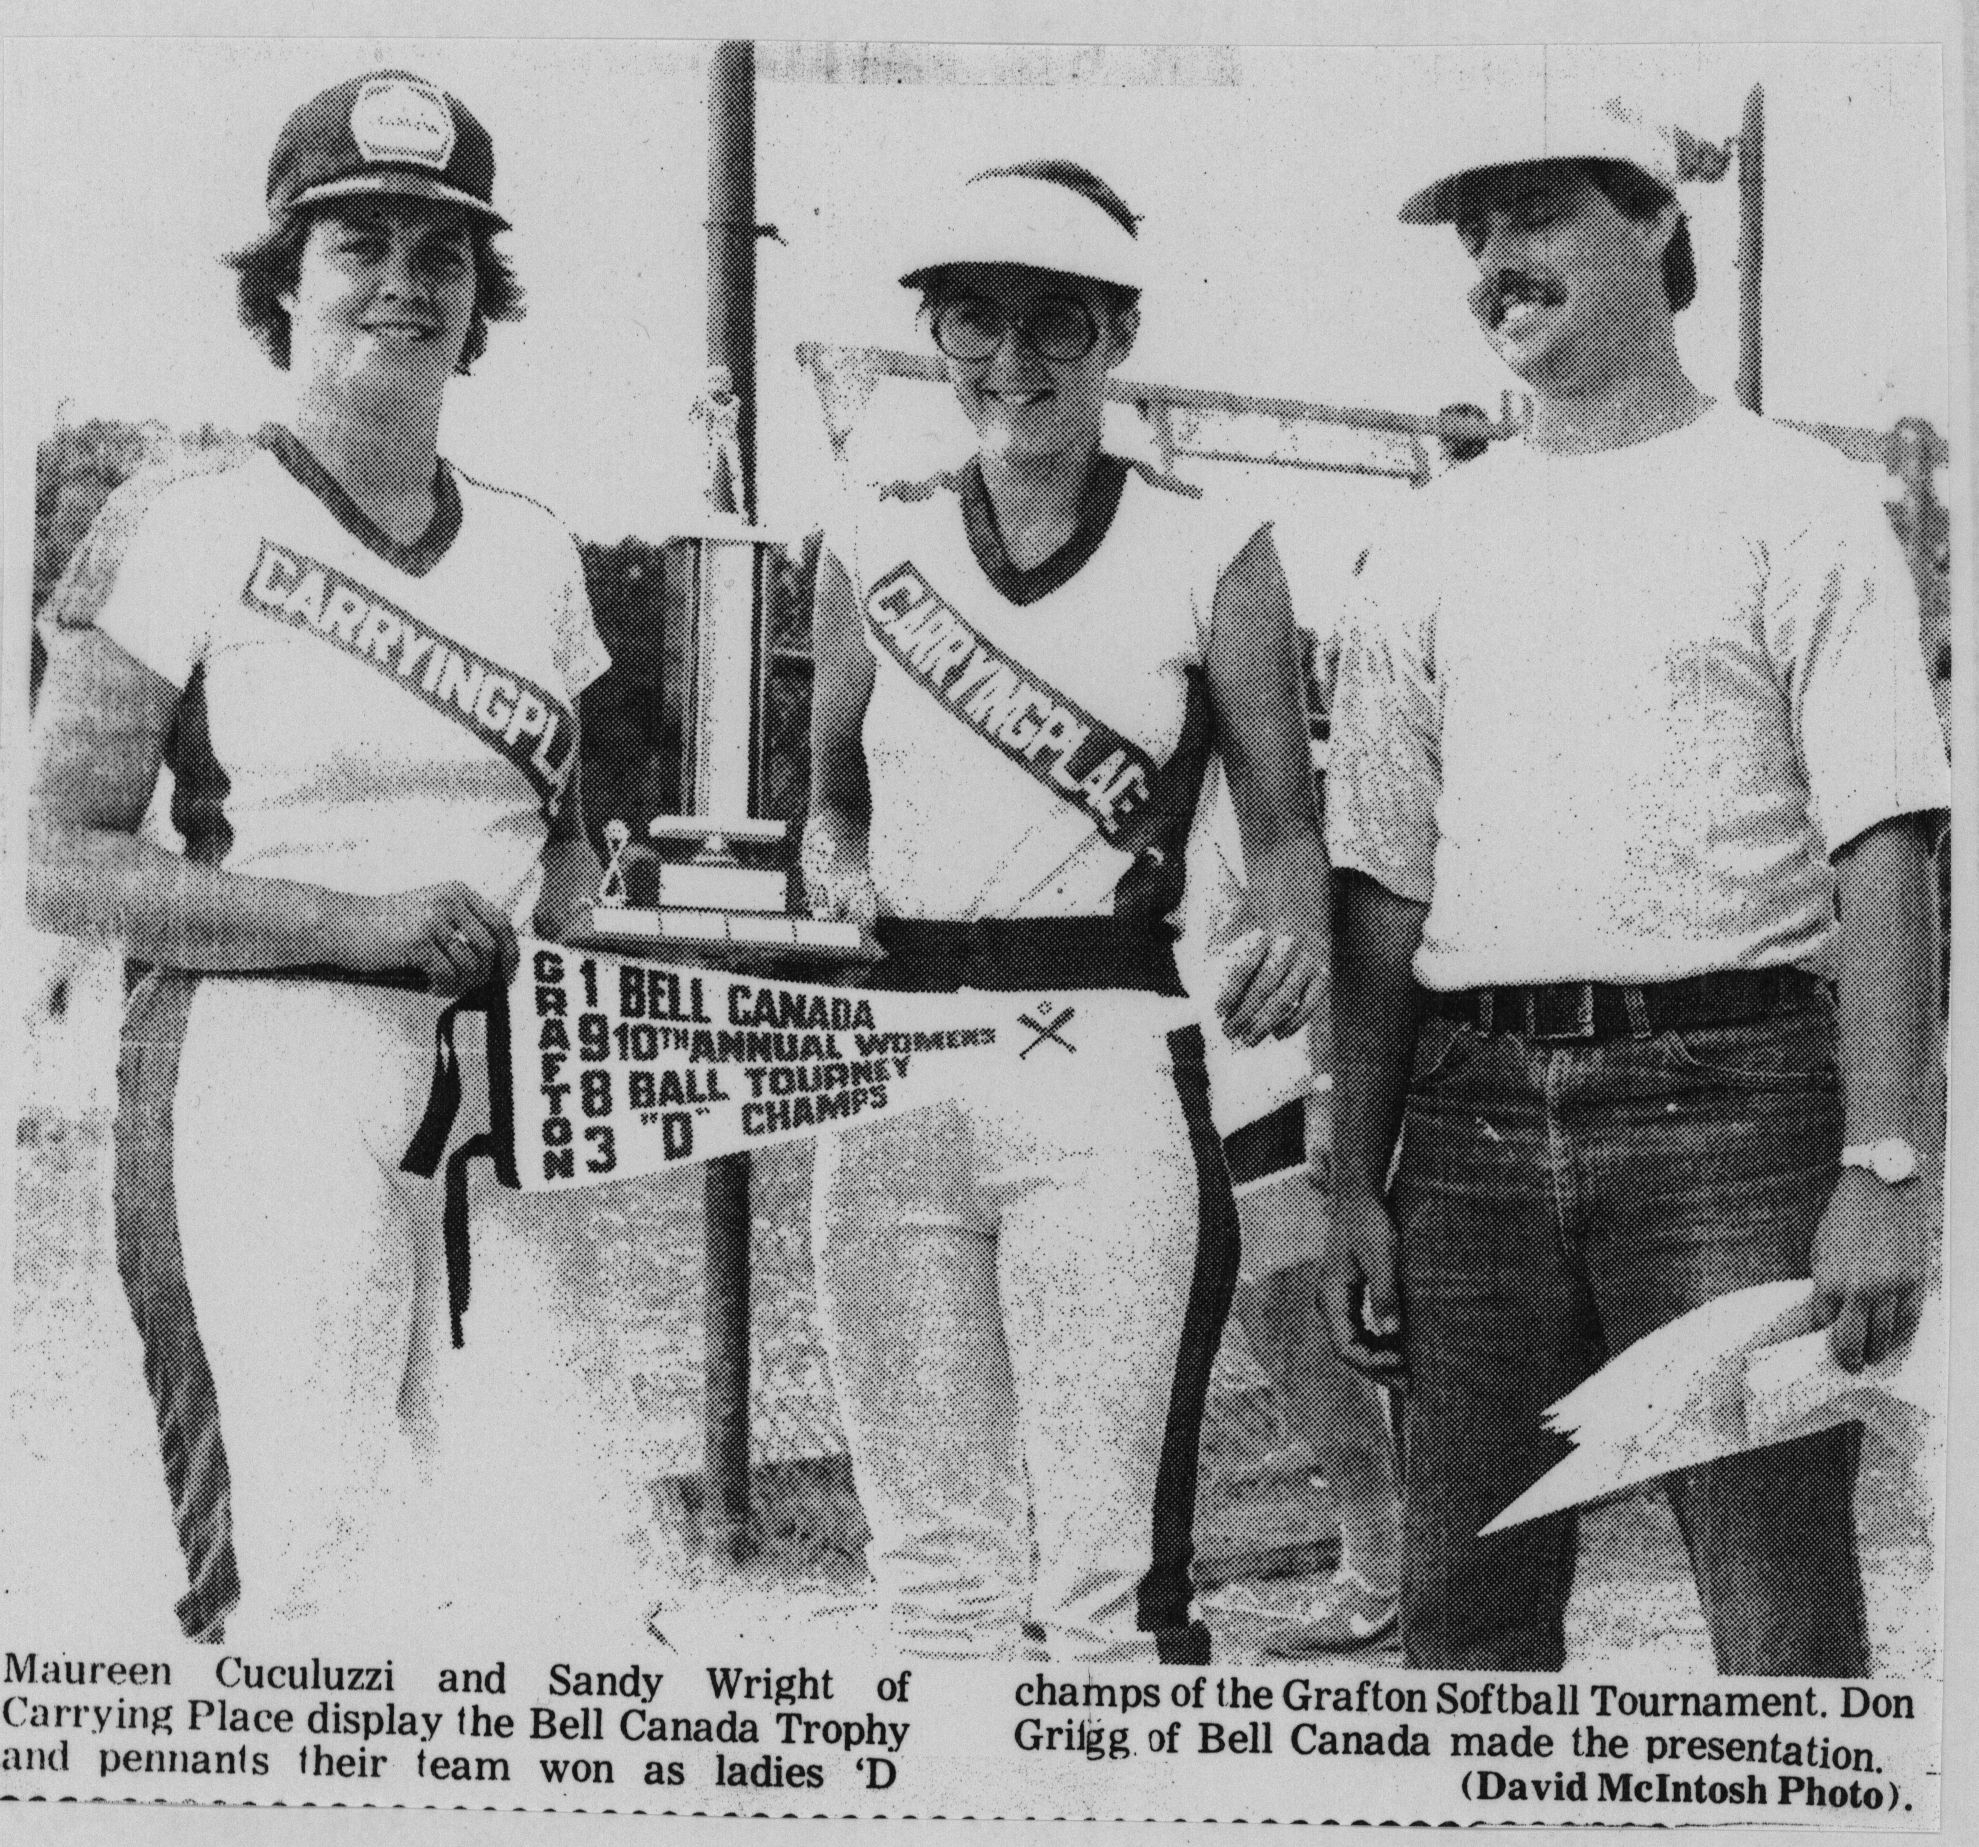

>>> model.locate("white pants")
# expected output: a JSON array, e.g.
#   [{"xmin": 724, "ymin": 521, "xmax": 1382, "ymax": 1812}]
[
  {"xmin": 810, "ymin": 1013, "xmax": 1238, "ymax": 1662},
  {"xmin": 155, "ymin": 978, "xmax": 643, "ymax": 1641}
]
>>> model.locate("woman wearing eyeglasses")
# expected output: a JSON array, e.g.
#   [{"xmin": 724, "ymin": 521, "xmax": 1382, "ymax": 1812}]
[{"xmin": 803, "ymin": 162, "xmax": 1329, "ymax": 1661}]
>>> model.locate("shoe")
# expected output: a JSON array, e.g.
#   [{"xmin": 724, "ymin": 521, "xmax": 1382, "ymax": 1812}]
[
  {"xmin": 1198, "ymin": 1583, "xmax": 1291, "ymax": 1620},
  {"xmin": 1259, "ymin": 1570, "xmax": 1399, "ymax": 1657}
]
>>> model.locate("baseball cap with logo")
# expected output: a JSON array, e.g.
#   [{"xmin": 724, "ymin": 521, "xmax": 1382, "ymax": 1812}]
[
  {"xmin": 264, "ymin": 70, "xmax": 509, "ymax": 229},
  {"xmin": 1396, "ymin": 94, "xmax": 1729, "ymax": 225},
  {"xmin": 899, "ymin": 165, "xmax": 1149, "ymax": 295}
]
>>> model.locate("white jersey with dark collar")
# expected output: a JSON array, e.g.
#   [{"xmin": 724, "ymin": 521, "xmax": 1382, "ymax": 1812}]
[
  {"xmin": 80, "ymin": 427, "xmax": 609, "ymax": 923},
  {"xmin": 834, "ymin": 456, "xmax": 1266, "ymax": 923}
]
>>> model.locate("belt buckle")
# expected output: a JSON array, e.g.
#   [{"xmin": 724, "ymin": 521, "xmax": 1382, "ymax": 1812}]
[{"xmin": 1526, "ymin": 983, "xmax": 1597, "ymax": 1041}]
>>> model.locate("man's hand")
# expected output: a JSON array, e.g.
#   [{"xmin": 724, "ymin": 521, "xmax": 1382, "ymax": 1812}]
[
  {"xmin": 1811, "ymin": 1167, "xmax": 1933, "ymax": 1371},
  {"xmin": 1319, "ymin": 1191, "xmax": 1405, "ymax": 1381}
]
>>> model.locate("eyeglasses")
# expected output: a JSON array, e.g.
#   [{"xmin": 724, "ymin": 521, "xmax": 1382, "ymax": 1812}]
[{"xmin": 930, "ymin": 294, "xmax": 1102, "ymax": 364}]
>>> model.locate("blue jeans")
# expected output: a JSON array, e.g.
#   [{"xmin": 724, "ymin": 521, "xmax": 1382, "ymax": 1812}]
[{"xmin": 1393, "ymin": 992, "xmax": 1869, "ymax": 1675}]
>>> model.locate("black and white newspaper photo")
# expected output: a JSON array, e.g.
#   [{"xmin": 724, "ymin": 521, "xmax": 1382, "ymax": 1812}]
[{"xmin": 2, "ymin": 2, "xmax": 1967, "ymax": 1833}]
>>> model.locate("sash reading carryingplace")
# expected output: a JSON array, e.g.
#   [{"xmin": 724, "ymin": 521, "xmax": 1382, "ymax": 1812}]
[
  {"xmin": 239, "ymin": 538, "xmax": 579, "ymax": 822},
  {"xmin": 862, "ymin": 559, "xmax": 1208, "ymax": 860}
]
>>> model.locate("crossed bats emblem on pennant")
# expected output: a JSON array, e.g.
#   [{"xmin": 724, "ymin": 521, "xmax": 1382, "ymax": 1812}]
[{"xmin": 1017, "ymin": 1000, "xmax": 1077, "ymax": 1057}]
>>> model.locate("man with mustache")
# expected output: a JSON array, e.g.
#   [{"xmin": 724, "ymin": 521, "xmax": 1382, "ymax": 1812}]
[{"xmin": 1320, "ymin": 97, "xmax": 1947, "ymax": 1673}]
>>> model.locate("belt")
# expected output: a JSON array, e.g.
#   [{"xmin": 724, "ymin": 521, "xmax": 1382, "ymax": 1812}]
[
  {"xmin": 870, "ymin": 916, "xmax": 1185, "ymax": 995},
  {"xmin": 133, "ymin": 961, "xmax": 436, "ymax": 991},
  {"xmin": 1429, "ymin": 967, "xmax": 1825, "ymax": 1042}
]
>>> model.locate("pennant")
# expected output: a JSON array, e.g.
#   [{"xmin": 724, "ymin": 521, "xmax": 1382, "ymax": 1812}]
[{"xmin": 404, "ymin": 937, "xmax": 1196, "ymax": 1343}]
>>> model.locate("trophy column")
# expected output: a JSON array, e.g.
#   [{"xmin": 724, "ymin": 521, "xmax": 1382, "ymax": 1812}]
[{"xmin": 689, "ymin": 513, "xmax": 761, "ymax": 822}]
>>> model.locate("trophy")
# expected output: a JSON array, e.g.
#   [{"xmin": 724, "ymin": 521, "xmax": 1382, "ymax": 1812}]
[{"xmin": 584, "ymin": 375, "xmax": 868, "ymax": 963}]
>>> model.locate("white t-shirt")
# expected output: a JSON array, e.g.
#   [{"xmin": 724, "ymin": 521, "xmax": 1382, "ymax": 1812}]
[
  {"xmin": 75, "ymin": 430, "xmax": 609, "ymax": 924},
  {"xmin": 1326, "ymin": 405, "xmax": 1948, "ymax": 990},
  {"xmin": 834, "ymin": 457, "xmax": 1264, "ymax": 922}
]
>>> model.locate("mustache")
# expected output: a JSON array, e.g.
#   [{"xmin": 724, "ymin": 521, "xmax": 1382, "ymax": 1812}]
[{"xmin": 1469, "ymin": 267, "xmax": 1566, "ymax": 329}]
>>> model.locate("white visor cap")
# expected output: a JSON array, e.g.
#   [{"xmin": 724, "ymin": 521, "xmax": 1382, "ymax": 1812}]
[
  {"xmin": 1397, "ymin": 94, "xmax": 1728, "ymax": 224},
  {"xmin": 899, "ymin": 168, "xmax": 1148, "ymax": 295}
]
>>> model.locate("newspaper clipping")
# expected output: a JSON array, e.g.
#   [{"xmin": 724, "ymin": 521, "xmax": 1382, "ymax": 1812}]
[{"xmin": 3, "ymin": 7, "xmax": 1961, "ymax": 1831}]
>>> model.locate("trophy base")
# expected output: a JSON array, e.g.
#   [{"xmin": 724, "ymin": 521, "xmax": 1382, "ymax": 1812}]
[
  {"xmin": 584, "ymin": 905, "xmax": 872, "ymax": 963},
  {"xmin": 653, "ymin": 863, "xmax": 790, "ymax": 913}
]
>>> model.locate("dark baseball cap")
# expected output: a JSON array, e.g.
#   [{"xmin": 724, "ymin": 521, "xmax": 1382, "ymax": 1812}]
[{"xmin": 265, "ymin": 70, "xmax": 508, "ymax": 229}]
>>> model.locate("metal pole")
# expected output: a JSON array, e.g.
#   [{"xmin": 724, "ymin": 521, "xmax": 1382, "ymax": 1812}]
[
  {"xmin": 1734, "ymin": 84, "xmax": 1765, "ymax": 414},
  {"xmin": 702, "ymin": 36, "xmax": 757, "ymax": 1569},
  {"xmin": 701, "ymin": 1138, "xmax": 754, "ymax": 1566},
  {"xmin": 708, "ymin": 39, "xmax": 758, "ymax": 503}
]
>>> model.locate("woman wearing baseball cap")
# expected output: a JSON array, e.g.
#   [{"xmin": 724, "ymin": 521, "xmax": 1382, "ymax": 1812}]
[
  {"xmin": 804, "ymin": 162, "xmax": 1329, "ymax": 1660},
  {"xmin": 28, "ymin": 71, "xmax": 625, "ymax": 1639}
]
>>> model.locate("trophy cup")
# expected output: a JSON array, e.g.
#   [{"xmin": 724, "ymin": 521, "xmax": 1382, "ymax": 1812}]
[{"xmin": 584, "ymin": 369, "xmax": 868, "ymax": 964}]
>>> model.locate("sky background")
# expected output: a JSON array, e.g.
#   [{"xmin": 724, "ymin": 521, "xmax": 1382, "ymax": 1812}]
[{"xmin": 4, "ymin": 33, "xmax": 1951, "ymax": 604}]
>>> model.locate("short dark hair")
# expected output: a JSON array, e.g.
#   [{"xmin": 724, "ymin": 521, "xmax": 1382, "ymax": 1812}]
[
  {"xmin": 223, "ymin": 204, "xmax": 525, "ymax": 373},
  {"xmin": 1581, "ymin": 159, "xmax": 1696, "ymax": 313}
]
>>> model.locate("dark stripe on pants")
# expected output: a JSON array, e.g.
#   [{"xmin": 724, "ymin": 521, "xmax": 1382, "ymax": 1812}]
[
  {"xmin": 1138, "ymin": 1023, "xmax": 1243, "ymax": 1663},
  {"xmin": 114, "ymin": 969, "xmax": 239, "ymax": 1642},
  {"xmin": 1221, "ymin": 1098, "xmax": 1304, "ymax": 1189}
]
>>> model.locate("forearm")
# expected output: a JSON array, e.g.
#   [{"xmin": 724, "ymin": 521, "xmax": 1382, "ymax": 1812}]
[
  {"xmin": 805, "ymin": 546, "xmax": 876, "ymax": 905},
  {"xmin": 1831, "ymin": 816, "xmax": 1940, "ymax": 1149},
  {"xmin": 1332, "ymin": 872, "xmax": 1427, "ymax": 1201},
  {"xmin": 1240, "ymin": 827, "xmax": 1330, "ymax": 945},
  {"xmin": 30, "ymin": 821, "xmax": 361, "ymax": 972},
  {"xmin": 803, "ymin": 696, "xmax": 875, "ymax": 914},
  {"xmin": 1808, "ymin": 817, "xmax": 1940, "ymax": 1367},
  {"xmin": 1209, "ymin": 517, "xmax": 1328, "ymax": 950}
]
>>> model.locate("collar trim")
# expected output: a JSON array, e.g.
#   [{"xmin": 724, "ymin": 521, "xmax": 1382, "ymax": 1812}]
[
  {"xmin": 958, "ymin": 452, "xmax": 1130, "ymax": 606},
  {"xmin": 258, "ymin": 424, "xmax": 461, "ymax": 577}
]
